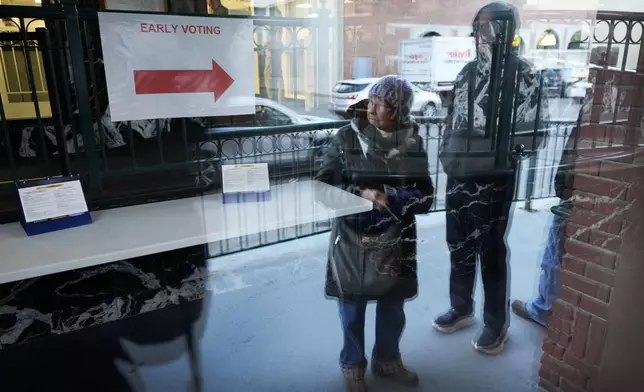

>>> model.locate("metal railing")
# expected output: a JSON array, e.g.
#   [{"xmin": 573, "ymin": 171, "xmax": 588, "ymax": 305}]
[
  {"xmin": 0, "ymin": 1, "xmax": 592, "ymax": 258},
  {"xmin": 204, "ymin": 116, "xmax": 575, "ymax": 257},
  {"xmin": 0, "ymin": 41, "xmax": 48, "ymax": 103},
  {"xmin": 0, "ymin": 1, "xmax": 326, "ymax": 221}
]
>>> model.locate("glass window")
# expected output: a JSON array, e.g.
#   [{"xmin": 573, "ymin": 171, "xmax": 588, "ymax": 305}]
[
  {"xmin": 567, "ymin": 29, "xmax": 590, "ymax": 50},
  {"xmin": 537, "ymin": 29, "xmax": 560, "ymax": 50},
  {"xmin": 102, "ymin": 0, "xmax": 166, "ymax": 11},
  {"xmin": 0, "ymin": 0, "xmax": 42, "ymax": 6},
  {"xmin": 5, "ymin": 2, "xmax": 644, "ymax": 392},
  {"xmin": 255, "ymin": 105, "xmax": 294, "ymax": 126},
  {"xmin": 333, "ymin": 82, "xmax": 370, "ymax": 94},
  {"xmin": 421, "ymin": 31, "xmax": 441, "ymax": 38},
  {"xmin": 0, "ymin": 0, "xmax": 51, "ymax": 120}
]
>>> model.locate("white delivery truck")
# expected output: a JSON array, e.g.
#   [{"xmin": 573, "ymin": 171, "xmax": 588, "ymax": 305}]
[{"xmin": 399, "ymin": 36, "xmax": 475, "ymax": 103}]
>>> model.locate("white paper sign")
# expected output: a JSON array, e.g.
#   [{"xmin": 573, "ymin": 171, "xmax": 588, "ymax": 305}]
[
  {"xmin": 18, "ymin": 180, "xmax": 89, "ymax": 223},
  {"xmin": 399, "ymin": 37, "xmax": 474, "ymax": 84},
  {"xmin": 98, "ymin": 12, "xmax": 255, "ymax": 121},
  {"xmin": 221, "ymin": 163, "xmax": 270, "ymax": 194}
]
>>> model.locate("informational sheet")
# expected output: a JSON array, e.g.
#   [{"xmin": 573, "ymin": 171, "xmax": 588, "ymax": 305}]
[
  {"xmin": 18, "ymin": 180, "xmax": 89, "ymax": 224},
  {"xmin": 221, "ymin": 163, "xmax": 270, "ymax": 194},
  {"xmin": 98, "ymin": 12, "xmax": 255, "ymax": 121}
]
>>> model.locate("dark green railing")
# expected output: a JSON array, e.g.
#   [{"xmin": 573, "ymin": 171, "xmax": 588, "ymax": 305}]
[
  {"xmin": 203, "ymin": 116, "xmax": 576, "ymax": 257},
  {"xmin": 0, "ymin": 1, "xmax": 327, "ymax": 222}
]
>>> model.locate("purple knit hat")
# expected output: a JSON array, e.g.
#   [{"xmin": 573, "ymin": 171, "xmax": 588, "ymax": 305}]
[{"xmin": 369, "ymin": 75, "xmax": 414, "ymax": 124}]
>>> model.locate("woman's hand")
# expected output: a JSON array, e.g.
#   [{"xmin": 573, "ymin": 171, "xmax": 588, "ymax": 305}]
[{"xmin": 361, "ymin": 189, "xmax": 389, "ymax": 210}]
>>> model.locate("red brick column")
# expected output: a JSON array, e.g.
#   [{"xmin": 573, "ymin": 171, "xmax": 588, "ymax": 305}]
[{"xmin": 538, "ymin": 69, "xmax": 644, "ymax": 392}]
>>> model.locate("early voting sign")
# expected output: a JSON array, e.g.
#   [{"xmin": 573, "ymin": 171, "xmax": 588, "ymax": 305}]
[{"xmin": 98, "ymin": 12, "xmax": 254, "ymax": 122}]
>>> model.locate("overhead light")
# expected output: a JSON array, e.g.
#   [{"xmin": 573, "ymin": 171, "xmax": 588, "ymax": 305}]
[
  {"xmin": 308, "ymin": 13, "xmax": 319, "ymax": 18},
  {"xmin": 296, "ymin": 3, "xmax": 312, "ymax": 8},
  {"xmin": 344, "ymin": 0, "xmax": 354, "ymax": 3},
  {"xmin": 35, "ymin": 0, "xmax": 42, "ymax": 3}
]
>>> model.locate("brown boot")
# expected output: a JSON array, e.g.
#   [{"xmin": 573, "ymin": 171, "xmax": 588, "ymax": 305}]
[
  {"xmin": 371, "ymin": 356, "xmax": 419, "ymax": 387},
  {"xmin": 341, "ymin": 363, "xmax": 368, "ymax": 392}
]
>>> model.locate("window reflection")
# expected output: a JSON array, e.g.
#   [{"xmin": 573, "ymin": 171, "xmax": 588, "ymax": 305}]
[
  {"xmin": 537, "ymin": 28, "xmax": 560, "ymax": 49},
  {"xmin": 0, "ymin": 1, "xmax": 643, "ymax": 392},
  {"xmin": 102, "ymin": 0, "xmax": 166, "ymax": 11},
  {"xmin": 568, "ymin": 29, "xmax": 590, "ymax": 50}
]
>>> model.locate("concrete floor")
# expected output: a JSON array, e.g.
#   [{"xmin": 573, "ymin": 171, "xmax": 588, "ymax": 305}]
[
  {"xmin": 187, "ymin": 199, "xmax": 556, "ymax": 392},
  {"xmin": 0, "ymin": 199, "xmax": 554, "ymax": 392}
]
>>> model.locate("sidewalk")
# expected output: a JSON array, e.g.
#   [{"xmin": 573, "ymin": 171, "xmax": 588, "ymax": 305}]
[{"xmin": 196, "ymin": 199, "xmax": 558, "ymax": 391}]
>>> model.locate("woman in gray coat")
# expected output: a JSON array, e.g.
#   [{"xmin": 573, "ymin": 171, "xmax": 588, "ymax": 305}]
[{"xmin": 316, "ymin": 75, "xmax": 434, "ymax": 392}]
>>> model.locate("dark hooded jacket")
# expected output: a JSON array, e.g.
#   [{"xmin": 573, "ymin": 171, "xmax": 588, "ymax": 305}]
[
  {"xmin": 552, "ymin": 105, "xmax": 588, "ymax": 217},
  {"xmin": 439, "ymin": 1, "xmax": 550, "ymax": 180},
  {"xmin": 315, "ymin": 117, "xmax": 434, "ymax": 301}
]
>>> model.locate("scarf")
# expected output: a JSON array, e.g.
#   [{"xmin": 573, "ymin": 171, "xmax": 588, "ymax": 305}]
[{"xmin": 351, "ymin": 118, "xmax": 417, "ymax": 160}]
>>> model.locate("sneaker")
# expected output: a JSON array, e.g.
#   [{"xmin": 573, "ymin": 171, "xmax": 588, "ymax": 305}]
[
  {"xmin": 371, "ymin": 357, "xmax": 419, "ymax": 387},
  {"xmin": 432, "ymin": 308, "xmax": 475, "ymax": 333},
  {"xmin": 511, "ymin": 299, "xmax": 548, "ymax": 327},
  {"xmin": 472, "ymin": 326, "xmax": 509, "ymax": 355},
  {"xmin": 341, "ymin": 363, "xmax": 368, "ymax": 392}
]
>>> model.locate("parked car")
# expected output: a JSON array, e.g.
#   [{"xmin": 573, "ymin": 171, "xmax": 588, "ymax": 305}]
[
  {"xmin": 328, "ymin": 77, "xmax": 442, "ymax": 119},
  {"xmin": 192, "ymin": 97, "xmax": 342, "ymax": 188}
]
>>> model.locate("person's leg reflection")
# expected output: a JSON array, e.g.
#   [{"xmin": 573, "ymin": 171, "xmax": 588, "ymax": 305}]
[
  {"xmin": 513, "ymin": 212, "xmax": 564, "ymax": 326},
  {"xmin": 527, "ymin": 213, "xmax": 564, "ymax": 324},
  {"xmin": 371, "ymin": 299, "xmax": 419, "ymax": 387},
  {"xmin": 372, "ymin": 299, "xmax": 405, "ymax": 361},
  {"xmin": 339, "ymin": 300, "xmax": 368, "ymax": 366},
  {"xmin": 338, "ymin": 300, "xmax": 368, "ymax": 392},
  {"xmin": 433, "ymin": 178, "xmax": 477, "ymax": 333},
  {"xmin": 474, "ymin": 176, "xmax": 513, "ymax": 354},
  {"xmin": 448, "ymin": 214, "xmax": 478, "ymax": 318}
]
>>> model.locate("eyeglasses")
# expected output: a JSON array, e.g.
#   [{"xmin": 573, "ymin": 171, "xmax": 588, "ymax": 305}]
[
  {"xmin": 368, "ymin": 97, "xmax": 393, "ymax": 112},
  {"xmin": 473, "ymin": 21, "xmax": 502, "ymax": 44}
]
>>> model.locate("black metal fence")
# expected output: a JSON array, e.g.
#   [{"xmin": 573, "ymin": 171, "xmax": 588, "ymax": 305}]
[
  {"xmin": 204, "ymin": 117, "xmax": 575, "ymax": 257},
  {"xmin": 0, "ymin": 2, "xmax": 327, "ymax": 221}
]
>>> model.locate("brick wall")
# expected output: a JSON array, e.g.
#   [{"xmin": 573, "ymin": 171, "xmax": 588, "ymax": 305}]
[{"xmin": 538, "ymin": 69, "xmax": 644, "ymax": 392}]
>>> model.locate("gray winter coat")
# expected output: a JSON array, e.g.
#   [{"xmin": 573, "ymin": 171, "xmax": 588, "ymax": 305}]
[{"xmin": 315, "ymin": 120, "xmax": 434, "ymax": 301}]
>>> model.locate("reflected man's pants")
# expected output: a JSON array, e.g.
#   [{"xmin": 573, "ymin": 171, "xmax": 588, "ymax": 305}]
[
  {"xmin": 445, "ymin": 175, "xmax": 514, "ymax": 331},
  {"xmin": 526, "ymin": 212, "xmax": 565, "ymax": 326},
  {"xmin": 338, "ymin": 299, "xmax": 405, "ymax": 366}
]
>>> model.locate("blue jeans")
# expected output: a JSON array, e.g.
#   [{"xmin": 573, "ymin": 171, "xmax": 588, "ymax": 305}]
[
  {"xmin": 338, "ymin": 299, "xmax": 406, "ymax": 366},
  {"xmin": 526, "ymin": 212, "xmax": 565, "ymax": 326}
]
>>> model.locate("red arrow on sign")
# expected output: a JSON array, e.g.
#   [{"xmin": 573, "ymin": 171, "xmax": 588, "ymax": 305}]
[{"xmin": 133, "ymin": 60, "xmax": 234, "ymax": 101}]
